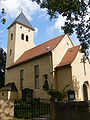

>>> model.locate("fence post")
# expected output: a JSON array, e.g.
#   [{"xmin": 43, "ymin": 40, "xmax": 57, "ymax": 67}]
[
  {"xmin": 38, "ymin": 98, "xmax": 40, "ymax": 116},
  {"xmin": 31, "ymin": 98, "xmax": 33, "ymax": 119},
  {"xmin": 50, "ymin": 99, "xmax": 55, "ymax": 120}
]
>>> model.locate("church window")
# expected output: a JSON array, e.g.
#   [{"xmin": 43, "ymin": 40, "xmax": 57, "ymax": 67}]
[
  {"xmin": 21, "ymin": 33, "xmax": 24, "ymax": 40},
  {"xmin": 11, "ymin": 27, "xmax": 13, "ymax": 32},
  {"xmin": 11, "ymin": 33, "xmax": 13, "ymax": 40},
  {"xmin": 35, "ymin": 65, "xmax": 39, "ymax": 89},
  {"xmin": 26, "ymin": 35, "xmax": 28, "ymax": 42},
  {"xmin": 28, "ymin": 29, "xmax": 30, "ymax": 32},
  {"xmin": 20, "ymin": 69, "xmax": 24, "ymax": 90},
  {"xmin": 2, "ymin": 93, "xmax": 4, "ymax": 96},
  {"xmin": 20, "ymin": 26, "xmax": 22, "ymax": 29},
  {"xmin": 9, "ymin": 49, "xmax": 12, "ymax": 56}
]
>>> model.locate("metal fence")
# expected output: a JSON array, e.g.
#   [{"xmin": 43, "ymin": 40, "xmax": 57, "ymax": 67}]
[{"xmin": 14, "ymin": 98, "xmax": 50, "ymax": 119}]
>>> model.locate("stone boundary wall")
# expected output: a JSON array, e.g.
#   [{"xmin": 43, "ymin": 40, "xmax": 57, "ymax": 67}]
[
  {"xmin": 55, "ymin": 101, "xmax": 90, "ymax": 120},
  {"xmin": 0, "ymin": 100, "xmax": 14, "ymax": 120}
]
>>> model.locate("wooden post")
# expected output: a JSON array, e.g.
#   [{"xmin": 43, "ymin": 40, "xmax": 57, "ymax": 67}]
[{"xmin": 50, "ymin": 99, "xmax": 55, "ymax": 120}]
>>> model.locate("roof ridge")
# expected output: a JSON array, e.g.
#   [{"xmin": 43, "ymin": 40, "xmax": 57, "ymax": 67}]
[
  {"xmin": 8, "ymin": 12, "xmax": 34, "ymax": 30},
  {"xmin": 7, "ymin": 34, "xmax": 65, "ymax": 69},
  {"xmin": 56, "ymin": 45, "xmax": 80, "ymax": 68},
  {"xmin": 69, "ymin": 44, "xmax": 80, "ymax": 50},
  {"xmin": 24, "ymin": 34, "xmax": 65, "ymax": 53}
]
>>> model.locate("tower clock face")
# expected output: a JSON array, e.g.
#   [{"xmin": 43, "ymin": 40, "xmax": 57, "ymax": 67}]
[{"xmin": 11, "ymin": 27, "xmax": 13, "ymax": 32}]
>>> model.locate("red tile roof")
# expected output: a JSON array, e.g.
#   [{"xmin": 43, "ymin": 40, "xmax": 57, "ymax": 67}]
[
  {"xmin": 7, "ymin": 34, "xmax": 65, "ymax": 69},
  {"xmin": 56, "ymin": 45, "xmax": 80, "ymax": 68}
]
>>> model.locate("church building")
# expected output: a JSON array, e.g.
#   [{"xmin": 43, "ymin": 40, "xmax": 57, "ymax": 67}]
[{"xmin": 0, "ymin": 12, "xmax": 90, "ymax": 101}]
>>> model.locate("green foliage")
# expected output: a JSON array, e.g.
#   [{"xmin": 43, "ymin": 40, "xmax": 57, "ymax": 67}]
[
  {"xmin": 43, "ymin": 80, "xmax": 49, "ymax": 91},
  {"xmin": 33, "ymin": 0, "xmax": 90, "ymax": 55},
  {"xmin": 42, "ymin": 72, "xmax": 69, "ymax": 101},
  {"xmin": 48, "ymin": 85, "xmax": 69, "ymax": 101},
  {"xmin": 0, "ymin": 8, "xmax": 6, "ymax": 24},
  {"xmin": 1, "ymin": 18, "xmax": 6, "ymax": 24},
  {"xmin": 0, "ymin": 48, "xmax": 6, "ymax": 88}
]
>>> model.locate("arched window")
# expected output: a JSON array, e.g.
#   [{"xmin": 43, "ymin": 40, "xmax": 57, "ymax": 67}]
[
  {"xmin": 21, "ymin": 33, "xmax": 24, "ymax": 40},
  {"xmin": 83, "ymin": 84, "xmax": 88, "ymax": 101},
  {"xmin": 20, "ymin": 69, "xmax": 24, "ymax": 90},
  {"xmin": 26, "ymin": 35, "xmax": 28, "ymax": 42},
  {"xmin": 9, "ymin": 49, "xmax": 12, "ymax": 56},
  {"xmin": 11, "ymin": 33, "xmax": 13, "ymax": 40}
]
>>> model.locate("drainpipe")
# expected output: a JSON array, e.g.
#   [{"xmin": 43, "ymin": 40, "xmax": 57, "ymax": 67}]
[{"xmin": 49, "ymin": 52, "xmax": 53, "ymax": 89}]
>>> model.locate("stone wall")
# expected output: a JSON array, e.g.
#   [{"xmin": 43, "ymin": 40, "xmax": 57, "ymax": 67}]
[
  {"xmin": 55, "ymin": 101, "xmax": 90, "ymax": 120},
  {"xmin": 0, "ymin": 100, "xmax": 14, "ymax": 120}
]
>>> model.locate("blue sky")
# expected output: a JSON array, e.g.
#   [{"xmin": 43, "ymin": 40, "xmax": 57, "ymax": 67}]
[{"xmin": 0, "ymin": 0, "xmax": 81, "ymax": 52}]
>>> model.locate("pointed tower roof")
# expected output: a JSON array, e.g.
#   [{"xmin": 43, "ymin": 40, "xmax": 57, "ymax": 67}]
[{"xmin": 8, "ymin": 12, "xmax": 34, "ymax": 30}]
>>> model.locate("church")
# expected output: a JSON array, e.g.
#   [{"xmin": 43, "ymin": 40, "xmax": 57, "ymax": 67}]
[{"xmin": 0, "ymin": 12, "xmax": 90, "ymax": 101}]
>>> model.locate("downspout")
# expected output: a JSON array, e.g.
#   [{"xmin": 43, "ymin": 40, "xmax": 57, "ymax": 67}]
[{"xmin": 49, "ymin": 52, "xmax": 53, "ymax": 89}]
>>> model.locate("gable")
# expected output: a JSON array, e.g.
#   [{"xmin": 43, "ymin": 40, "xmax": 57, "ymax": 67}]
[
  {"xmin": 7, "ymin": 34, "xmax": 65, "ymax": 69},
  {"xmin": 52, "ymin": 34, "xmax": 74, "ymax": 69},
  {"xmin": 56, "ymin": 45, "xmax": 80, "ymax": 68}
]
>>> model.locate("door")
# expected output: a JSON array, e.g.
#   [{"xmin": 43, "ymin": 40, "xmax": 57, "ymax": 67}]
[{"xmin": 83, "ymin": 84, "xmax": 88, "ymax": 101}]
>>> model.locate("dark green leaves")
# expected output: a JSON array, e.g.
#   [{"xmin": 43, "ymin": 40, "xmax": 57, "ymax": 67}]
[
  {"xmin": 0, "ymin": 48, "xmax": 6, "ymax": 88},
  {"xmin": 33, "ymin": 0, "xmax": 90, "ymax": 55},
  {"xmin": 1, "ymin": 8, "xmax": 6, "ymax": 24}
]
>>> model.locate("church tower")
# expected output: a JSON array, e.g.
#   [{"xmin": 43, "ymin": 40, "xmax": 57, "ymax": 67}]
[{"xmin": 6, "ymin": 12, "xmax": 34, "ymax": 68}]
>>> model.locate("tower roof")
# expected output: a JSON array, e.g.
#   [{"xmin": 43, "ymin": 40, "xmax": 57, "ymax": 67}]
[{"xmin": 8, "ymin": 12, "xmax": 34, "ymax": 30}]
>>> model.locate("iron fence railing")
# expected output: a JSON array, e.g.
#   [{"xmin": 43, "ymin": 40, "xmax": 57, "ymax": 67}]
[{"xmin": 14, "ymin": 98, "xmax": 50, "ymax": 119}]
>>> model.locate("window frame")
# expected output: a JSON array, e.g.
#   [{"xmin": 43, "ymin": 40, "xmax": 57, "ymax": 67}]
[
  {"xmin": 20, "ymin": 69, "xmax": 24, "ymax": 90},
  {"xmin": 21, "ymin": 33, "xmax": 24, "ymax": 40},
  {"xmin": 26, "ymin": 35, "xmax": 29, "ymax": 42},
  {"xmin": 9, "ymin": 49, "xmax": 12, "ymax": 56},
  {"xmin": 11, "ymin": 33, "xmax": 13, "ymax": 40},
  {"xmin": 34, "ymin": 65, "xmax": 39, "ymax": 89}
]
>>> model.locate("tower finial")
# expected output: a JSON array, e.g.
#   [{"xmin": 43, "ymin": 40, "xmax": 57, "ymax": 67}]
[{"xmin": 21, "ymin": 6, "xmax": 23, "ymax": 13}]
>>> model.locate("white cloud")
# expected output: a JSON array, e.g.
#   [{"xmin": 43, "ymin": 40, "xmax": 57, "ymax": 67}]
[
  {"xmin": 47, "ymin": 15, "xmax": 66, "ymax": 35},
  {"xmin": 54, "ymin": 15, "xmax": 66, "ymax": 32},
  {"xmin": 3, "ymin": 48, "xmax": 7, "ymax": 53},
  {"xmin": 0, "ymin": 0, "xmax": 42, "ymax": 20},
  {"xmin": 34, "ymin": 27, "xmax": 38, "ymax": 37}
]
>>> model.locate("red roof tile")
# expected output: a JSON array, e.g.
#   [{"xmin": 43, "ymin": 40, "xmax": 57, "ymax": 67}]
[
  {"xmin": 7, "ymin": 34, "xmax": 65, "ymax": 69},
  {"xmin": 56, "ymin": 45, "xmax": 80, "ymax": 68}
]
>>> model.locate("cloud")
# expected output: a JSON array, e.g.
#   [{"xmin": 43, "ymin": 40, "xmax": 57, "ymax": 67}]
[
  {"xmin": 0, "ymin": 0, "xmax": 43, "ymax": 20},
  {"xmin": 47, "ymin": 15, "xmax": 66, "ymax": 35},
  {"xmin": 34, "ymin": 27, "xmax": 38, "ymax": 37},
  {"xmin": 3, "ymin": 48, "xmax": 7, "ymax": 53},
  {"xmin": 54, "ymin": 15, "xmax": 66, "ymax": 32}
]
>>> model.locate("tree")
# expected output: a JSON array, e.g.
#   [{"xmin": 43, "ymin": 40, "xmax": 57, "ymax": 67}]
[
  {"xmin": 0, "ymin": 8, "xmax": 6, "ymax": 24},
  {"xmin": 0, "ymin": 9, "xmax": 6, "ymax": 88},
  {"xmin": 45, "ymin": 85, "xmax": 69, "ymax": 120},
  {"xmin": 33, "ymin": 0, "xmax": 90, "ymax": 56},
  {"xmin": 47, "ymin": 85, "xmax": 69, "ymax": 101},
  {"xmin": 0, "ymin": 48, "xmax": 6, "ymax": 88}
]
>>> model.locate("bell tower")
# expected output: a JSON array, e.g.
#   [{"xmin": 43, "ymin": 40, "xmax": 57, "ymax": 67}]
[{"xmin": 6, "ymin": 12, "xmax": 34, "ymax": 68}]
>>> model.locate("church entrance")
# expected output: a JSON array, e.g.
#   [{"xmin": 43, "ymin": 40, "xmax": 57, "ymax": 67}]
[{"xmin": 83, "ymin": 83, "xmax": 88, "ymax": 101}]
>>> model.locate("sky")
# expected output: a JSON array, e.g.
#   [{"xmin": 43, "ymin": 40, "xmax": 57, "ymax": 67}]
[{"xmin": 0, "ymin": 0, "xmax": 82, "ymax": 53}]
